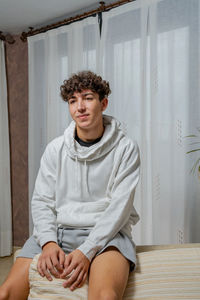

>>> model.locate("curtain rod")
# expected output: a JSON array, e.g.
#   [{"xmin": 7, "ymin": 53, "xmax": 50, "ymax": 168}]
[
  {"xmin": 20, "ymin": 0, "xmax": 135, "ymax": 42},
  {"xmin": 0, "ymin": 31, "xmax": 15, "ymax": 44}
]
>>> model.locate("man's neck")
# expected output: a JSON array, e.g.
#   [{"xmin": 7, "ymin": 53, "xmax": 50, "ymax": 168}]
[{"xmin": 76, "ymin": 124, "xmax": 105, "ymax": 142}]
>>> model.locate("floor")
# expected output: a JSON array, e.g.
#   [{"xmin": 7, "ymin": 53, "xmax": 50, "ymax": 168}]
[
  {"xmin": 0, "ymin": 248, "xmax": 20, "ymax": 285},
  {"xmin": 0, "ymin": 254, "xmax": 13, "ymax": 285}
]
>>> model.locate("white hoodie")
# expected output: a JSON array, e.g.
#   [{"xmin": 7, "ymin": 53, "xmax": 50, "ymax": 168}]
[{"xmin": 32, "ymin": 115, "xmax": 140, "ymax": 261}]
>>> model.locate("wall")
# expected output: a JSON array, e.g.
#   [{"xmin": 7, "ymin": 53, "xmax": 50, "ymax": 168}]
[{"xmin": 5, "ymin": 35, "xmax": 29, "ymax": 247}]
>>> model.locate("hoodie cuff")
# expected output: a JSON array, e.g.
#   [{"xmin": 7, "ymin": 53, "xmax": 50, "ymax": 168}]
[
  {"xmin": 35, "ymin": 234, "xmax": 58, "ymax": 249},
  {"xmin": 77, "ymin": 239, "xmax": 100, "ymax": 261}
]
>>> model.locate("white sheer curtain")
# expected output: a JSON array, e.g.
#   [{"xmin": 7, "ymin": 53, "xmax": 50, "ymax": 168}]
[
  {"xmin": 28, "ymin": 0, "xmax": 200, "ymax": 245},
  {"xmin": 101, "ymin": 0, "xmax": 200, "ymax": 245},
  {"xmin": 28, "ymin": 16, "xmax": 100, "ymax": 231},
  {"xmin": 0, "ymin": 40, "xmax": 12, "ymax": 256}
]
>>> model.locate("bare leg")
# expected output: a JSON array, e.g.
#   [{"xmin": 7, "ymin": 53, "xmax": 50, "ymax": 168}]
[
  {"xmin": 0, "ymin": 257, "xmax": 32, "ymax": 300},
  {"xmin": 88, "ymin": 246, "xmax": 130, "ymax": 300}
]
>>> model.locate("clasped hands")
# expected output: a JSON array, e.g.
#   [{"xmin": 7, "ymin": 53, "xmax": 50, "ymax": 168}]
[{"xmin": 37, "ymin": 242, "xmax": 90, "ymax": 291}]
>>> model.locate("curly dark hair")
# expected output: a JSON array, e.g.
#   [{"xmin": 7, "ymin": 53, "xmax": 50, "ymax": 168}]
[{"xmin": 60, "ymin": 70, "xmax": 111, "ymax": 102}]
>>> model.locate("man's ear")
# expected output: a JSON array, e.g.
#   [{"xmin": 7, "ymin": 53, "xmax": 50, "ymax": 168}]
[{"xmin": 101, "ymin": 98, "xmax": 108, "ymax": 112}]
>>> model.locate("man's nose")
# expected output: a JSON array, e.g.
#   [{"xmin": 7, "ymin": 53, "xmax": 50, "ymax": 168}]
[{"xmin": 77, "ymin": 99, "xmax": 86, "ymax": 111}]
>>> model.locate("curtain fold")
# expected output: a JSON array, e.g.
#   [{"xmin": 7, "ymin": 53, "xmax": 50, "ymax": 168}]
[
  {"xmin": 101, "ymin": 0, "xmax": 200, "ymax": 245},
  {"xmin": 0, "ymin": 40, "xmax": 12, "ymax": 256},
  {"xmin": 28, "ymin": 0, "xmax": 200, "ymax": 245},
  {"xmin": 100, "ymin": 1, "xmax": 149, "ymax": 244},
  {"xmin": 28, "ymin": 16, "xmax": 100, "ymax": 232}
]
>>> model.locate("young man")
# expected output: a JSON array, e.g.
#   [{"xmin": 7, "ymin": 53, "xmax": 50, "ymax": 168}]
[{"xmin": 0, "ymin": 71, "xmax": 140, "ymax": 300}]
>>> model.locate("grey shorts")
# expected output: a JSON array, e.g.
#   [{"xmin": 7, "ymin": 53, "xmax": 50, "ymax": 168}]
[{"xmin": 17, "ymin": 228, "xmax": 136, "ymax": 271}]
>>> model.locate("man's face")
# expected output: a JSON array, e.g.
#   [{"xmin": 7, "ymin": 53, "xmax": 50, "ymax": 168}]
[{"xmin": 68, "ymin": 89, "xmax": 108, "ymax": 133}]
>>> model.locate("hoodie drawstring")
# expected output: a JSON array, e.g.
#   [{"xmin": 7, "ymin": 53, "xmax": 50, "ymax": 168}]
[
  {"xmin": 57, "ymin": 227, "xmax": 65, "ymax": 248},
  {"xmin": 75, "ymin": 157, "xmax": 89, "ymax": 195},
  {"xmin": 75, "ymin": 156, "xmax": 79, "ymax": 193},
  {"xmin": 84, "ymin": 160, "xmax": 89, "ymax": 194}
]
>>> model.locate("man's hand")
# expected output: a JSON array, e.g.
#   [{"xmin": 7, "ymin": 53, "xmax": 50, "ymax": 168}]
[
  {"xmin": 37, "ymin": 241, "xmax": 65, "ymax": 281},
  {"xmin": 60, "ymin": 249, "xmax": 90, "ymax": 291}
]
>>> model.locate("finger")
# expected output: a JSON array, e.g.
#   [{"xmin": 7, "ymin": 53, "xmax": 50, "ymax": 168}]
[
  {"xmin": 41, "ymin": 259, "xmax": 52, "ymax": 281},
  {"xmin": 64, "ymin": 254, "xmax": 72, "ymax": 268},
  {"xmin": 53, "ymin": 251, "xmax": 65, "ymax": 273},
  {"xmin": 77, "ymin": 272, "xmax": 88, "ymax": 288},
  {"xmin": 58, "ymin": 251, "xmax": 65, "ymax": 270},
  {"xmin": 63, "ymin": 267, "xmax": 81, "ymax": 288},
  {"xmin": 51, "ymin": 254, "xmax": 63, "ymax": 275},
  {"xmin": 61, "ymin": 264, "xmax": 76, "ymax": 278},
  {"xmin": 37, "ymin": 259, "xmax": 45, "ymax": 277},
  {"xmin": 70, "ymin": 270, "xmax": 85, "ymax": 291},
  {"xmin": 61, "ymin": 255, "xmax": 73, "ymax": 278},
  {"xmin": 45, "ymin": 257, "xmax": 60, "ymax": 278}
]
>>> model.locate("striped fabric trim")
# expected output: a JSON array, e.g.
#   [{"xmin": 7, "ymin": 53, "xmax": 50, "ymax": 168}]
[
  {"xmin": 124, "ymin": 247, "xmax": 200, "ymax": 300},
  {"xmin": 28, "ymin": 246, "xmax": 200, "ymax": 300}
]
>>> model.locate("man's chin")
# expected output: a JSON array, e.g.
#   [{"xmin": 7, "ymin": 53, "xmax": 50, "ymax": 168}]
[{"xmin": 76, "ymin": 122, "xmax": 90, "ymax": 130}]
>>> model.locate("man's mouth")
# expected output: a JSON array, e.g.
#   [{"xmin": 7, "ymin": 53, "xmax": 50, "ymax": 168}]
[{"xmin": 77, "ymin": 114, "xmax": 89, "ymax": 119}]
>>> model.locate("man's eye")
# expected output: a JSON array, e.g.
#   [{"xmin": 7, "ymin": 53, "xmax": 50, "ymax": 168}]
[
  {"xmin": 86, "ymin": 97, "xmax": 93, "ymax": 100},
  {"xmin": 69, "ymin": 99, "xmax": 76, "ymax": 104}
]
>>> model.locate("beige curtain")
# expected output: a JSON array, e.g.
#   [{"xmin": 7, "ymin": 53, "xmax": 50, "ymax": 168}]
[{"xmin": 0, "ymin": 40, "xmax": 12, "ymax": 256}]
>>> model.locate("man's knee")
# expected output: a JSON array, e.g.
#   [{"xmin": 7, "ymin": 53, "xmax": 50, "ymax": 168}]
[
  {"xmin": 0, "ymin": 287, "xmax": 9, "ymax": 300},
  {"xmin": 92, "ymin": 288, "xmax": 119, "ymax": 300}
]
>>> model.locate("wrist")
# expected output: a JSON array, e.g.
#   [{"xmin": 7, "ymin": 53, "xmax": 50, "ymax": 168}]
[{"xmin": 42, "ymin": 241, "xmax": 58, "ymax": 250}]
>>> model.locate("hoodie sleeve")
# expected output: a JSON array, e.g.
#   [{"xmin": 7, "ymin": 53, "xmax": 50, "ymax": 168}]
[
  {"xmin": 32, "ymin": 142, "xmax": 57, "ymax": 248},
  {"xmin": 78, "ymin": 140, "xmax": 140, "ymax": 261}
]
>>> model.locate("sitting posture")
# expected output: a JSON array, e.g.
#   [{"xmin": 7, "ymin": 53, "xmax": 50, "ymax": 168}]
[{"xmin": 0, "ymin": 71, "xmax": 140, "ymax": 300}]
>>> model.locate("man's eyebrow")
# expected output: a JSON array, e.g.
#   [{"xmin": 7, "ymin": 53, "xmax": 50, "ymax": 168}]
[
  {"xmin": 82, "ymin": 92, "xmax": 94, "ymax": 97},
  {"xmin": 68, "ymin": 92, "xmax": 94, "ymax": 99}
]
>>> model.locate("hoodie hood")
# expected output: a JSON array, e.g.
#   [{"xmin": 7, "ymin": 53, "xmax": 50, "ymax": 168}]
[{"xmin": 64, "ymin": 115, "xmax": 125, "ymax": 161}]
